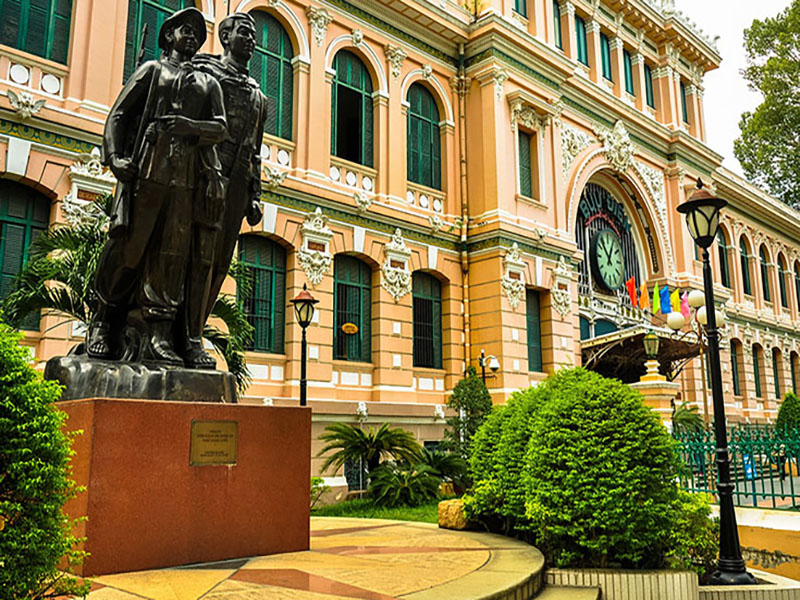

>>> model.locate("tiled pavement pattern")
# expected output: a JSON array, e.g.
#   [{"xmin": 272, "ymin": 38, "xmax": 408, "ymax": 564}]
[{"xmin": 68, "ymin": 517, "xmax": 545, "ymax": 600}]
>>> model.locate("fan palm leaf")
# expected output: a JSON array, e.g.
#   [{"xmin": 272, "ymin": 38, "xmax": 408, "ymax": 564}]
[{"xmin": 317, "ymin": 422, "xmax": 423, "ymax": 475}]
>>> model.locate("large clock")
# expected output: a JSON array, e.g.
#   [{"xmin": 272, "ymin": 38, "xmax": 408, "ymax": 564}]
[{"xmin": 590, "ymin": 229, "xmax": 625, "ymax": 292}]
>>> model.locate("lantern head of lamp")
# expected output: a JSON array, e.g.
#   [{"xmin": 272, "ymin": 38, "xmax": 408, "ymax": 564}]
[
  {"xmin": 677, "ymin": 179, "xmax": 727, "ymax": 250},
  {"xmin": 643, "ymin": 330, "xmax": 660, "ymax": 360},
  {"xmin": 488, "ymin": 356, "xmax": 501, "ymax": 373},
  {"xmin": 291, "ymin": 283, "xmax": 319, "ymax": 329}
]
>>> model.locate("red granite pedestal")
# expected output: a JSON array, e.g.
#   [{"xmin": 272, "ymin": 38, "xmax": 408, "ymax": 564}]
[{"xmin": 60, "ymin": 398, "xmax": 311, "ymax": 576}]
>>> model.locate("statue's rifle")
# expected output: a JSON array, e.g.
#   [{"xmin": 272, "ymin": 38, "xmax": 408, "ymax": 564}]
[{"xmin": 136, "ymin": 23, "xmax": 149, "ymax": 68}]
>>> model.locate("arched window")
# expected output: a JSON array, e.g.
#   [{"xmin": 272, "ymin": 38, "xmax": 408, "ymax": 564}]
[
  {"xmin": 773, "ymin": 348, "xmax": 783, "ymax": 399},
  {"xmin": 779, "ymin": 255, "xmax": 789, "ymax": 308},
  {"xmin": 331, "ymin": 50, "xmax": 373, "ymax": 168},
  {"xmin": 740, "ymin": 237, "xmax": 752, "ymax": 296},
  {"xmin": 595, "ymin": 320, "xmax": 617, "ymax": 336},
  {"xmin": 238, "ymin": 236, "xmax": 286, "ymax": 353},
  {"xmin": 412, "ymin": 272, "xmax": 442, "ymax": 369},
  {"xmin": 553, "ymin": 0, "xmax": 562, "ymax": 49},
  {"xmin": 250, "ymin": 10, "xmax": 294, "ymax": 141},
  {"xmin": 717, "ymin": 230, "xmax": 730, "ymax": 289},
  {"xmin": 123, "ymin": 0, "xmax": 192, "ymax": 81},
  {"xmin": 575, "ymin": 15, "xmax": 588, "ymax": 66},
  {"xmin": 623, "ymin": 49, "xmax": 634, "ymax": 95},
  {"xmin": 753, "ymin": 344, "xmax": 764, "ymax": 398},
  {"xmin": 791, "ymin": 351, "xmax": 799, "ymax": 394},
  {"xmin": 334, "ymin": 255, "xmax": 371, "ymax": 362},
  {"xmin": 600, "ymin": 33, "xmax": 612, "ymax": 81},
  {"xmin": 731, "ymin": 340, "xmax": 742, "ymax": 396},
  {"xmin": 0, "ymin": 181, "xmax": 50, "ymax": 330},
  {"xmin": 760, "ymin": 246, "xmax": 771, "ymax": 302},
  {"xmin": 0, "ymin": 0, "xmax": 72, "ymax": 64},
  {"xmin": 407, "ymin": 83, "xmax": 441, "ymax": 190}
]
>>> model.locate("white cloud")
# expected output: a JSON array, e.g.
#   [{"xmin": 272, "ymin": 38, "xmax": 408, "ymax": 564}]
[{"xmin": 674, "ymin": 0, "xmax": 791, "ymax": 175}]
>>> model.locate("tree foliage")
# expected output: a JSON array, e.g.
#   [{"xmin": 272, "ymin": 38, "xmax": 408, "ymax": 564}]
[
  {"xmin": 1, "ymin": 195, "xmax": 254, "ymax": 392},
  {"xmin": 317, "ymin": 422, "xmax": 423, "ymax": 476},
  {"xmin": 672, "ymin": 401, "xmax": 705, "ymax": 434},
  {"xmin": 0, "ymin": 320, "xmax": 89, "ymax": 599},
  {"xmin": 777, "ymin": 391, "xmax": 800, "ymax": 432},
  {"xmin": 734, "ymin": 1, "xmax": 800, "ymax": 206},
  {"xmin": 442, "ymin": 366, "xmax": 493, "ymax": 459}
]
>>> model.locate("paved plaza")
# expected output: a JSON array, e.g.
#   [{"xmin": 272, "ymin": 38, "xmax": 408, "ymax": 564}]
[{"xmin": 68, "ymin": 517, "xmax": 545, "ymax": 600}]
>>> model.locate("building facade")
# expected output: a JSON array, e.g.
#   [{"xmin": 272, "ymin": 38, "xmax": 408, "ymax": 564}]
[{"xmin": 2, "ymin": 0, "xmax": 798, "ymax": 480}]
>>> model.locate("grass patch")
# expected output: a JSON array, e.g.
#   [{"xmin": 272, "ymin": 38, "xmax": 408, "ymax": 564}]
[{"xmin": 311, "ymin": 497, "xmax": 444, "ymax": 524}]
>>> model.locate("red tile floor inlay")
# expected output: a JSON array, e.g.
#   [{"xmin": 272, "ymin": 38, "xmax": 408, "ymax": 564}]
[
  {"xmin": 231, "ymin": 568, "xmax": 398, "ymax": 600},
  {"xmin": 310, "ymin": 524, "xmax": 400, "ymax": 538},
  {"xmin": 316, "ymin": 545, "xmax": 495, "ymax": 556}
]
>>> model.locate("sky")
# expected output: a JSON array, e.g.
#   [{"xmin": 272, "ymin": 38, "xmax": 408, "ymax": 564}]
[{"xmin": 673, "ymin": 0, "xmax": 791, "ymax": 175}]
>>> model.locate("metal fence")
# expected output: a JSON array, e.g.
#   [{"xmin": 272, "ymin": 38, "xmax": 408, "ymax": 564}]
[{"xmin": 675, "ymin": 425, "xmax": 800, "ymax": 510}]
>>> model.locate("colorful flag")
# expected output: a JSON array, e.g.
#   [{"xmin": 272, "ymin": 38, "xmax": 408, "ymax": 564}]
[
  {"xmin": 639, "ymin": 283, "xmax": 649, "ymax": 311},
  {"xmin": 626, "ymin": 277, "xmax": 637, "ymax": 306},
  {"xmin": 681, "ymin": 291, "xmax": 691, "ymax": 320},
  {"xmin": 652, "ymin": 283, "xmax": 660, "ymax": 314},
  {"xmin": 660, "ymin": 285, "xmax": 671, "ymax": 314},
  {"xmin": 671, "ymin": 288, "xmax": 681, "ymax": 312}
]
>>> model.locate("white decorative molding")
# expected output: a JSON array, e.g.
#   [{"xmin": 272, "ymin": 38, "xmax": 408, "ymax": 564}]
[
  {"xmin": 560, "ymin": 124, "xmax": 594, "ymax": 181},
  {"xmin": 298, "ymin": 207, "xmax": 333, "ymax": 287},
  {"xmin": 353, "ymin": 190, "xmax": 372, "ymax": 213},
  {"xmin": 384, "ymin": 44, "xmax": 407, "ymax": 80},
  {"xmin": 263, "ymin": 165, "xmax": 287, "ymax": 190},
  {"xmin": 594, "ymin": 120, "xmax": 635, "ymax": 173},
  {"xmin": 7, "ymin": 89, "xmax": 45, "ymax": 120},
  {"xmin": 422, "ymin": 64, "xmax": 433, "ymax": 81},
  {"xmin": 356, "ymin": 401, "xmax": 368, "ymax": 422},
  {"xmin": 510, "ymin": 98, "xmax": 551, "ymax": 135},
  {"xmin": 501, "ymin": 243, "xmax": 526, "ymax": 310},
  {"xmin": 551, "ymin": 256, "xmax": 573, "ymax": 319},
  {"xmin": 70, "ymin": 147, "xmax": 115, "ymax": 185},
  {"xmin": 429, "ymin": 214, "xmax": 444, "ymax": 233},
  {"xmin": 306, "ymin": 6, "xmax": 332, "ymax": 47},
  {"xmin": 434, "ymin": 405, "xmax": 445, "ymax": 420},
  {"xmin": 351, "ymin": 29, "xmax": 364, "ymax": 48},
  {"xmin": 493, "ymin": 68, "xmax": 508, "ymax": 99},
  {"xmin": 61, "ymin": 192, "xmax": 109, "ymax": 231},
  {"xmin": 381, "ymin": 228, "xmax": 412, "ymax": 302}
]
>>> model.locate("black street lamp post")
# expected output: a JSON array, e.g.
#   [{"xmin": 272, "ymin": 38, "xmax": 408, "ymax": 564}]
[
  {"xmin": 291, "ymin": 283, "xmax": 319, "ymax": 407},
  {"xmin": 677, "ymin": 180, "xmax": 756, "ymax": 585},
  {"xmin": 479, "ymin": 349, "xmax": 500, "ymax": 383}
]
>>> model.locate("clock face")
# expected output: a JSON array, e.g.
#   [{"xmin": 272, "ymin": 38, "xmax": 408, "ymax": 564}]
[{"xmin": 591, "ymin": 229, "xmax": 625, "ymax": 291}]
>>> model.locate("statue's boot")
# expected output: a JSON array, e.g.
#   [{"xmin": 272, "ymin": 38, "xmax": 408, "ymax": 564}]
[
  {"xmin": 183, "ymin": 337, "xmax": 217, "ymax": 369},
  {"xmin": 145, "ymin": 320, "xmax": 184, "ymax": 366},
  {"xmin": 86, "ymin": 320, "xmax": 112, "ymax": 359}
]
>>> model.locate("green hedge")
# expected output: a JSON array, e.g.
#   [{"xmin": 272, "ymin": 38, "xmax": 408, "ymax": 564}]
[
  {"xmin": 0, "ymin": 320, "xmax": 88, "ymax": 599},
  {"xmin": 465, "ymin": 368, "xmax": 716, "ymax": 573}
]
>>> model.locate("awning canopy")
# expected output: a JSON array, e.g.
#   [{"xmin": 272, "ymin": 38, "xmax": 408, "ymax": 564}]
[{"xmin": 581, "ymin": 325, "xmax": 703, "ymax": 384}]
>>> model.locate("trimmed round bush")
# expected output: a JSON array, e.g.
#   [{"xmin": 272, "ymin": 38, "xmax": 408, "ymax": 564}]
[
  {"xmin": 0, "ymin": 320, "xmax": 88, "ymax": 599},
  {"xmin": 777, "ymin": 392, "xmax": 800, "ymax": 433},
  {"xmin": 522, "ymin": 369, "xmax": 681, "ymax": 568}
]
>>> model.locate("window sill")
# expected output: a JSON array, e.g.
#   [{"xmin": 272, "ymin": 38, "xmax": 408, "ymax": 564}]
[
  {"xmin": 516, "ymin": 193, "xmax": 547, "ymax": 210},
  {"xmin": 332, "ymin": 359, "xmax": 373, "ymax": 369},
  {"xmin": 0, "ymin": 45, "xmax": 69, "ymax": 76}
]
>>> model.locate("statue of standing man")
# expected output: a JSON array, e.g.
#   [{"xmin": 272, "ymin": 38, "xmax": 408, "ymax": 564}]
[
  {"xmin": 88, "ymin": 7, "xmax": 228, "ymax": 366},
  {"xmin": 192, "ymin": 13, "xmax": 267, "ymax": 327}
]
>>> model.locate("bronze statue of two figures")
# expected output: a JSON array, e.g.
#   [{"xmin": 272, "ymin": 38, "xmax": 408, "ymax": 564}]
[{"xmin": 46, "ymin": 9, "xmax": 267, "ymax": 402}]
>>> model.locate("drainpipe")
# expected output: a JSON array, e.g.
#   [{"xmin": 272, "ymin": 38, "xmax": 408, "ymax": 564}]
[{"xmin": 457, "ymin": 43, "xmax": 471, "ymax": 372}]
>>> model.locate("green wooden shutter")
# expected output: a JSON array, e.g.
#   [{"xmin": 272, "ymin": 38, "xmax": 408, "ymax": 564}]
[
  {"xmin": 238, "ymin": 236, "xmax": 286, "ymax": 353},
  {"xmin": 251, "ymin": 11, "xmax": 294, "ymax": 141},
  {"xmin": 527, "ymin": 289, "xmax": 542, "ymax": 372},
  {"xmin": 717, "ymin": 232, "xmax": 730, "ymax": 288},
  {"xmin": 773, "ymin": 349, "xmax": 782, "ymax": 399},
  {"xmin": 123, "ymin": 0, "xmax": 189, "ymax": 81},
  {"xmin": 731, "ymin": 343, "xmax": 740, "ymax": 396},
  {"xmin": 412, "ymin": 273, "xmax": 441, "ymax": 369},
  {"xmin": 740, "ymin": 239, "xmax": 752, "ymax": 295},
  {"xmin": 0, "ymin": 0, "xmax": 71, "ymax": 63},
  {"xmin": 0, "ymin": 1, "xmax": 23, "ymax": 51},
  {"xmin": 600, "ymin": 34, "xmax": 612, "ymax": 81},
  {"xmin": 331, "ymin": 53, "xmax": 338, "ymax": 155},
  {"xmin": 754, "ymin": 346, "xmax": 762, "ymax": 397},
  {"xmin": 760, "ymin": 248, "xmax": 771, "ymax": 302},
  {"xmin": 334, "ymin": 255, "xmax": 371, "ymax": 362},
  {"xmin": 513, "ymin": 0, "xmax": 527, "ymax": 18},
  {"xmin": 575, "ymin": 16, "xmax": 588, "ymax": 66},
  {"xmin": 553, "ymin": 0, "xmax": 562, "ymax": 49},
  {"xmin": 680, "ymin": 81, "xmax": 689, "ymax": 123},
  {"xmin": 360, "ymin": 269, "xmax": 371, "ymax": 362},
  {"xmin": 793, "ymin": 355, "xmax": 798, "ymax": 394},
  {"xmin": 407, "ymin": 84, "xmax": 441, "ymax": 190},
  {"xmin": 644, "ymin": 64, "xmax": 655, "ymax": 108},
  {"xmin": 362, "ymin": 81, "xmax": 374, "ymax": 168},
  {"xmin": 795, "ymin": 266, "xmax": 800, "ymax": 311},
  {"xmin": 518, "ymin": 130, "xmax": 532, "ymax": 198},
  {"xmin": 623, "ymin": 50, "xmax": 634, "ymax": 95},
  {"xmin": 779, "ymin": 259, "xmax": 788, "ymax": 308}
]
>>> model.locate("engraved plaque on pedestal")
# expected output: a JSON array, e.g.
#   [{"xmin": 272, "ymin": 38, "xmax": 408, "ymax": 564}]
[{"xmin": 190, "ymin": 421, "xmax": 238, "ymax": 466}]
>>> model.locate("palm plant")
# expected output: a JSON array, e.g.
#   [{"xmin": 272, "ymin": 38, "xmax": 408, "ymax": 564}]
[
  {"xmin": 1, "ymin": 194, "xmax": 253, "ymax": 392},
  {"xmin": 418, "ymin": 447, "xmax": 467, "ymax": 482},
  {"xmin": 672, "ymin": 401, "xmax": 705, "ymax": 434},
  {"xmin": 317, "ymin": 422, "xmax": 423, "ymax": 476},
  {"xmin": 368, "ymin": 463, "xmax": 440, "ymax": 508}
]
